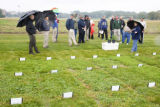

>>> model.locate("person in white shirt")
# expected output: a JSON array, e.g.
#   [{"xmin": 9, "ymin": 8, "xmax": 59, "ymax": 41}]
[{"xmin": 139, "ymin": 18, "xmax": 146, "ymax": 43}]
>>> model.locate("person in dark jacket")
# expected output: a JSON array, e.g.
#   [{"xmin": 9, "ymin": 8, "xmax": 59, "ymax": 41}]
[
  {"xmin": 78, "ymin": 16, "xmax": 86, "ymax": 43},
  {"xmin": 84, "ymin": 15, "xmax": 90, "ymax": 41},
  {"xmin": 98, "ymin": 20, "xmax": 101, "ymax": 38},
  {"xmin": 99, "ymin": 16, "xmax": 108, "ymax": 40},
  {"xmin": 42, "ymin": 16, "xmax": 50, "ymax": 48},
  {"xmin": 26, "ymin": 15, "xmax": 40, "ymax": 55},
  {"xmin": 131, "ymin": 22, "xmax": 141, "ymax": 52},
  {"xmin": 120, "ymin": 16, "xmax": 125, "ymax": 36},
  {"xmin": 66, "ymin": 14, "xmax": 78, "ymax": 46},
  {"xmin": 110, "ymin": 16, "xmax": 115, "ymax": 38}
]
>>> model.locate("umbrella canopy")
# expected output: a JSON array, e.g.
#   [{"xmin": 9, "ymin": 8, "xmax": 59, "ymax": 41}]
[
  {"xmin": 17, "ymin": 10, "xmax": 41, "ymax": 27},
  {"xmin": 127, "ymin": 20, "xmax": 144, "ymax": 31},
  {"xmin": 43, "ymin": 10, "xmax": 56, "ymax": 21}
]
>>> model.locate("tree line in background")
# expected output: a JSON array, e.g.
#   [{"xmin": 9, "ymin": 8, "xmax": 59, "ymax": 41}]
[{"xmin": 0, "ymin": 8, "xmax": 160, "ymax": 20}]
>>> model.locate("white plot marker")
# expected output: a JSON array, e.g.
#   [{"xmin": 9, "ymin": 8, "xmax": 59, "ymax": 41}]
[
  {"xmin": 11, "ymin": 97, "xmax": 23, "ymax": 105},
  {"xmin": 87, "ymin": 67, "xmax": 93, "ymax": 71},
  {"xmin": 63, "ymin": 92, "xmax": 73, "ymax": 98},
  {"xmin": 153, "ymin": 52, "xmax": 156, "ymax": 56},
  {"xmin": 112, "ymin": 65, "xmax": 118, "ymax": 69},
  {"xmin": 138, "ymin": 64, "xmax": 143, "ymax": 67},
  {"xmin": 117, "ymin": 54, "xmax": 120, "ymax": 57},
  {"xmin": 111, "ymin": 85, "xmax": 120, "ymax": 91},
  {"xmin": 93, "ymin": 55, "xmax": 98, "ymax": 59},
  {"xmin": 148, "ymin": 82, "xmax": 156, "ymax": 88},
  {"xmin": 19, "ymin": 58, "xmax": 25, "ymax": 61},
  {"xmin": 46, "ymin": 57, "xmax": 52, "ymax": 60},
  {"xmin": 135, "ymin": 53, "xmax": 139, "ymax": 56},
  {"xmin": 71, "ymin": 56, "xmax": 76, "ymax": 59},
  {"xmin": 51, "ymin": 70, "xmax": 58, "ymax": 73},
  {"xmin": 15, "ymin": 72, "xmax": 23, "ymax": 76}
]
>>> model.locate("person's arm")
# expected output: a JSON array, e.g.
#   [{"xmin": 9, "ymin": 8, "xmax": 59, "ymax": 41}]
[{"xmin": 66, "ymin": 19, "xmax": 70, "ymax": 30}]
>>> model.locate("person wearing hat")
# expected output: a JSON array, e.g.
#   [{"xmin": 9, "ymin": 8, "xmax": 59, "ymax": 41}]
[
  {"xmin": 42, "ymin": 16, "xmax": 50, "ymax": 48},
  {"xmin": 26, "ymin": 15, "xmax": 40, "ymax": 54},
  {"xmin": 78, "ymin": 15, "xmax": 86, "ymax": 43},
  {"xmin": 139, "ymin": 18, "xmax": 146, "ymax": 44},
  {"xmin": 131, "ymin": 22, "xmax": 141, "ymax": 52},
  {"xmin": 66, "ymin": 14, "xmax": 78, "ymax": 46}
]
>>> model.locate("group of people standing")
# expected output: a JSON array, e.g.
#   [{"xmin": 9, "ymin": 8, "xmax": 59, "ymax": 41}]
[{"xmin": 66, "ymin": 14, "xmax": 95, "ymax": 46}]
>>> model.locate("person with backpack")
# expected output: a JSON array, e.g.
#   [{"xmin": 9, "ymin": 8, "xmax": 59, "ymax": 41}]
[
  {"xmin": 131, "ymin": 22, "xmax": 141, "ymax": 52},
  {"xmin": 66, "ymin": 14, "xmax": 78, "ymax": 46},
  {"xmin": 42, "ymin": 16, "xmax": 50, "ymax": 48},
  {"xmin": 99, "ymin": 16, "xmax": 108, "ymax": 40}
]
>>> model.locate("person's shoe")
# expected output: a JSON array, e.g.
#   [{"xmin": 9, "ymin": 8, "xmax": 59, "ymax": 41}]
[
  {"xmin": 29, "ymin": 52, "xmax": 35, "ymax": 55},
  {"xmin": 36, "ymin": 51, "xmax": 40, "ymax": 53}
]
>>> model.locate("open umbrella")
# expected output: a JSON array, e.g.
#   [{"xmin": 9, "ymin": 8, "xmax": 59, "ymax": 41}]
[
  {"xmin": 127, "ymin": 20, "xmax": 144, "ymax": 31},
  {"xmin": 51, "ymin": 8, "xmax": 59, "ymax": 15},
  {"xmin": 17, "ymin": 10, "xmax": 41, "ymax": 27}
]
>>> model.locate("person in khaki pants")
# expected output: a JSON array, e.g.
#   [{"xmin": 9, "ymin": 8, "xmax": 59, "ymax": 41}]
[
  {"xmin": 66, "ymin": 14, "xmax": 78, "ymax": 46},
  {"xmin": 41, "ymin": 16, "xmax": 50, "ymax": 48}
]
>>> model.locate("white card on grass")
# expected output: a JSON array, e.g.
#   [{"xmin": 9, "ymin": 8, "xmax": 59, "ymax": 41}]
[
  {"xmin": 112, "ymin": 65, "xmax": 118, "ymax": 69},
  {"xmin": 15, "ymin": 72, "xmax": 23, "ymax": 76},
  {"xmin": 138, "ymin": 64, "xmax": 143, "ymax": 67},
  {"xmin": 93, "ymin": 55, "xmax": 98, "ymax": 59},
  {"xmin": 20, "ymin": 58, "xmax": 25, "ymax": 61},
  {"xmin": 87, "ymin": 67, "xmax": 93, "ymax": 71},
  {"xmin": 51, "ymin": 70, "xmax": 58, "ymax": 73},
  {"xmin": 71, "ymin": 56, "xmax": 76, "ymax": 59},
  {"xmin": 153, "ymin": 52, "xmax": 156, "ymax": 56},
  {"xmin": 63, "ymin": 92, "xmax": 73, "ymax": 98},
  {"xmin": 148, "ymin": 82, "xmax": 156, "ymax": 88},
  {"xmin": 46, "ymin": 57, "xmax": 52, "ymax": 60},
  {"xmin": 11, "ymin": 98, "xmax": 22, "ymax": 105},
  {"xmin": 112, "ymin": 85, "xmax": 120, "ymax": 91},
  {"xmin": 135, "ymin": 53, "xmax": 139, "ymax": 56},
  {"xmin": 117, "ymin": 54, "xmax": 120, "ymax": 57}
]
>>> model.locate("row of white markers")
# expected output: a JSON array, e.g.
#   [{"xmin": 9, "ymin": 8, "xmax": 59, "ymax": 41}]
[{"xmin": 12, "ymin": 52, "xmax": 158, "ymax": 105}]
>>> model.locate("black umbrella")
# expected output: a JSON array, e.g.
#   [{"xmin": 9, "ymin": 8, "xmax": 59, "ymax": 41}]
[
  {"xmin": 17, "ymin": 10, "xmax": 41, "ymax": 27},
  {"xmin": 127, "ymin": 20, "xmax": 144, "ymax": 31},
  {"xmin": 42, "ymin": 10, "xmax": 56, "ymax": 22}
]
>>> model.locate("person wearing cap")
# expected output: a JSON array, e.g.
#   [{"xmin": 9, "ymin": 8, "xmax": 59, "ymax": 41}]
[
  {"xmin": 78, "ymin": 16, "xmax": 86, "ymax": 43},
  {"xmin": 42, "ymin": 16, "xmax": 50, "ymax": 48},
  {"xmin": 66, "ymin": 14, "xmax": 78, "ymax": 46},
  {"xmin": 139, "ymin": 18, "xmax": 146, "ymax": 44},
  {"xmin": 112, "ymin": 16, "xmax": 121, "ymax": 41}
]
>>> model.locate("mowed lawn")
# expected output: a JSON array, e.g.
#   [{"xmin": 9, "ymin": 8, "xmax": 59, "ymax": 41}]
[{"xmin": 0, "ymin": 18, "xmax": 160, "ymax": 107}]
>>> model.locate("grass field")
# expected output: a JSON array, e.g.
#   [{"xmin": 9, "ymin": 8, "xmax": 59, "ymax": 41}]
[{"xmin": 0, "ymin": 18, "xmax": 160, "ymax": 107}]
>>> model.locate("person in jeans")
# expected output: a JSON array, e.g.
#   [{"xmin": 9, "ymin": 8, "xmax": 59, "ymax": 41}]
[
  {"xmin": 26, "ymin": 15, "xmax": 40, "ymax": 55},
  {"xmin": 112, "ymin": 16, "xmax": 121, "ymax": 41},
  {"xmin": 78, "ymin": 16, "xmax": 86, "ymax": 43},
  {"xmin": 120, "ymin": 16, "xmax": 125, "ymax": 37},
  {"xmin": 99, "ymin": 16, "xmax": 108, "ymax": 40},
  {"xmin": 73, "ymin": 14, "xmax": 79, "ymax": 38},
  {"xmin": 42, "ymin": 16, "xmax": 50, "ymax": 48},
  {"xmin": 122, "ymin": 25, "xmax": 132, "ymax": 45},
  {"xmin": 66, "ymin": 14, "xmax": 78, "ymax": 46},
  {"xmin": 131, "ymin": 22, "xmax": 141, "ymax": 52},
  {"xmin": 110, "ymin": 16, "xmax": 115, "ymax": 39}
]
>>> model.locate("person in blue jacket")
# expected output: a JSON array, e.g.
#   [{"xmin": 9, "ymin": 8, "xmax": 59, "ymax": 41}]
[
  {"xmin": 99, "ymin": 16, "xmax": 108, "ymax": 40},
  {"xmin": 52, "ymin": 16, "xmax": 58, "ymax": 42},
  {"xmin": 78, "ymin": 16, "xmax": 86, "ymax": 43},
  {"xmin": 131, "ymin": 22, "xmax": 141, "ymax": 52}
]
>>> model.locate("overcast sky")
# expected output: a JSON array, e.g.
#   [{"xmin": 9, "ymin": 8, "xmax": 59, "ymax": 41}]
[{"xmin": 0, "ymin": 0, "xmax": 160, "ymax": 13}]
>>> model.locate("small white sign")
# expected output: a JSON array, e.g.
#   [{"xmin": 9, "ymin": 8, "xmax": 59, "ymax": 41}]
[
  {"xmin": 117, "ymin": 54, "xmax": 120, "ymax": 57},
  {"xmin": 112, "ymin": 65, "xmax": 118, "ymax": 69},
  {"xmin": 11, "ymin": 98, "xmax": 22, "ymax": 105},
  {"xmin": 71, "ymin": 56, "xmax": 76, "ymax": 59},
  {"xmin": 20, "ymin": 58, "xmax": 25, "ymax": 61},
  {"xmin": 15, "ymin": 72, "xmax": 23, "ymax": 76},
  {"xmin": 87, "ymin": 67, "xmax": 93, "ymax": 71},
  {"xmin": 46, "ymin": 57, "xmax": 52, "ymax": 60},
  {"xmin": 112, "ymin": 85, "xmax": 120, "ymax": 91},
  {"xmin": 51, "ymin": 70, "xmax": 58, "ymax": 73},
  {"xmin": 93, "ymin": 55, "xmax": 98, "ymax": 59},
  {"xmin": 63, "ymin": 92, "xmax": 73, "ymax": 98},
  {"xmin": 153, "ymin": 52, "xmax": 156, "ymax": 56},
  {"xmin": 135, "ymin": 53, "xmax": 139, "ymax": 56},
  {"xmin": 138, "ymin": 64, "xmax": 143, "ymax": 67},
  {"xmin": 148, "ymin": 82, "xmax": 156, "ymax": 88}
]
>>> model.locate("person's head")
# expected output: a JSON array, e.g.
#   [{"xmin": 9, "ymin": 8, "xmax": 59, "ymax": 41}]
[
  {"xmin": 134, "ymin": 22, "xmax": 138, "ymax": 26},
  {"xmin": 102, "ymin": 16, "xmax": 106, "ymax": 19},
  {"xmin": 141, "ymin": 18, "xmax": 144, "ymax": 22},
  {"xmin": 112, "ymin": 16, "xmax": 115, "ymax": 20},
  {"xmin": 79, "ymin": 15, "xmax": 84, "ymax": 20},
  {"xmin": 129, "ymin": 17, "xmax": 133, "ymax": 21},
  {"xmin": 116, "ymin": 16, "xmax": 119, "ymax": 20},
  {"xmin": 70, "ymin": 14, "xmax": 74, "ymax": 19},
  {"xmin": 45, "ymin": 16, "xmax": 49, "ymax": 21},
  {"xmin": 29, "ymin": 15, "xmax": 34, "ymax": 20},
  {"xmin": 120, "ymin": 16, "xmax": 123, "ymax": 20}
]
